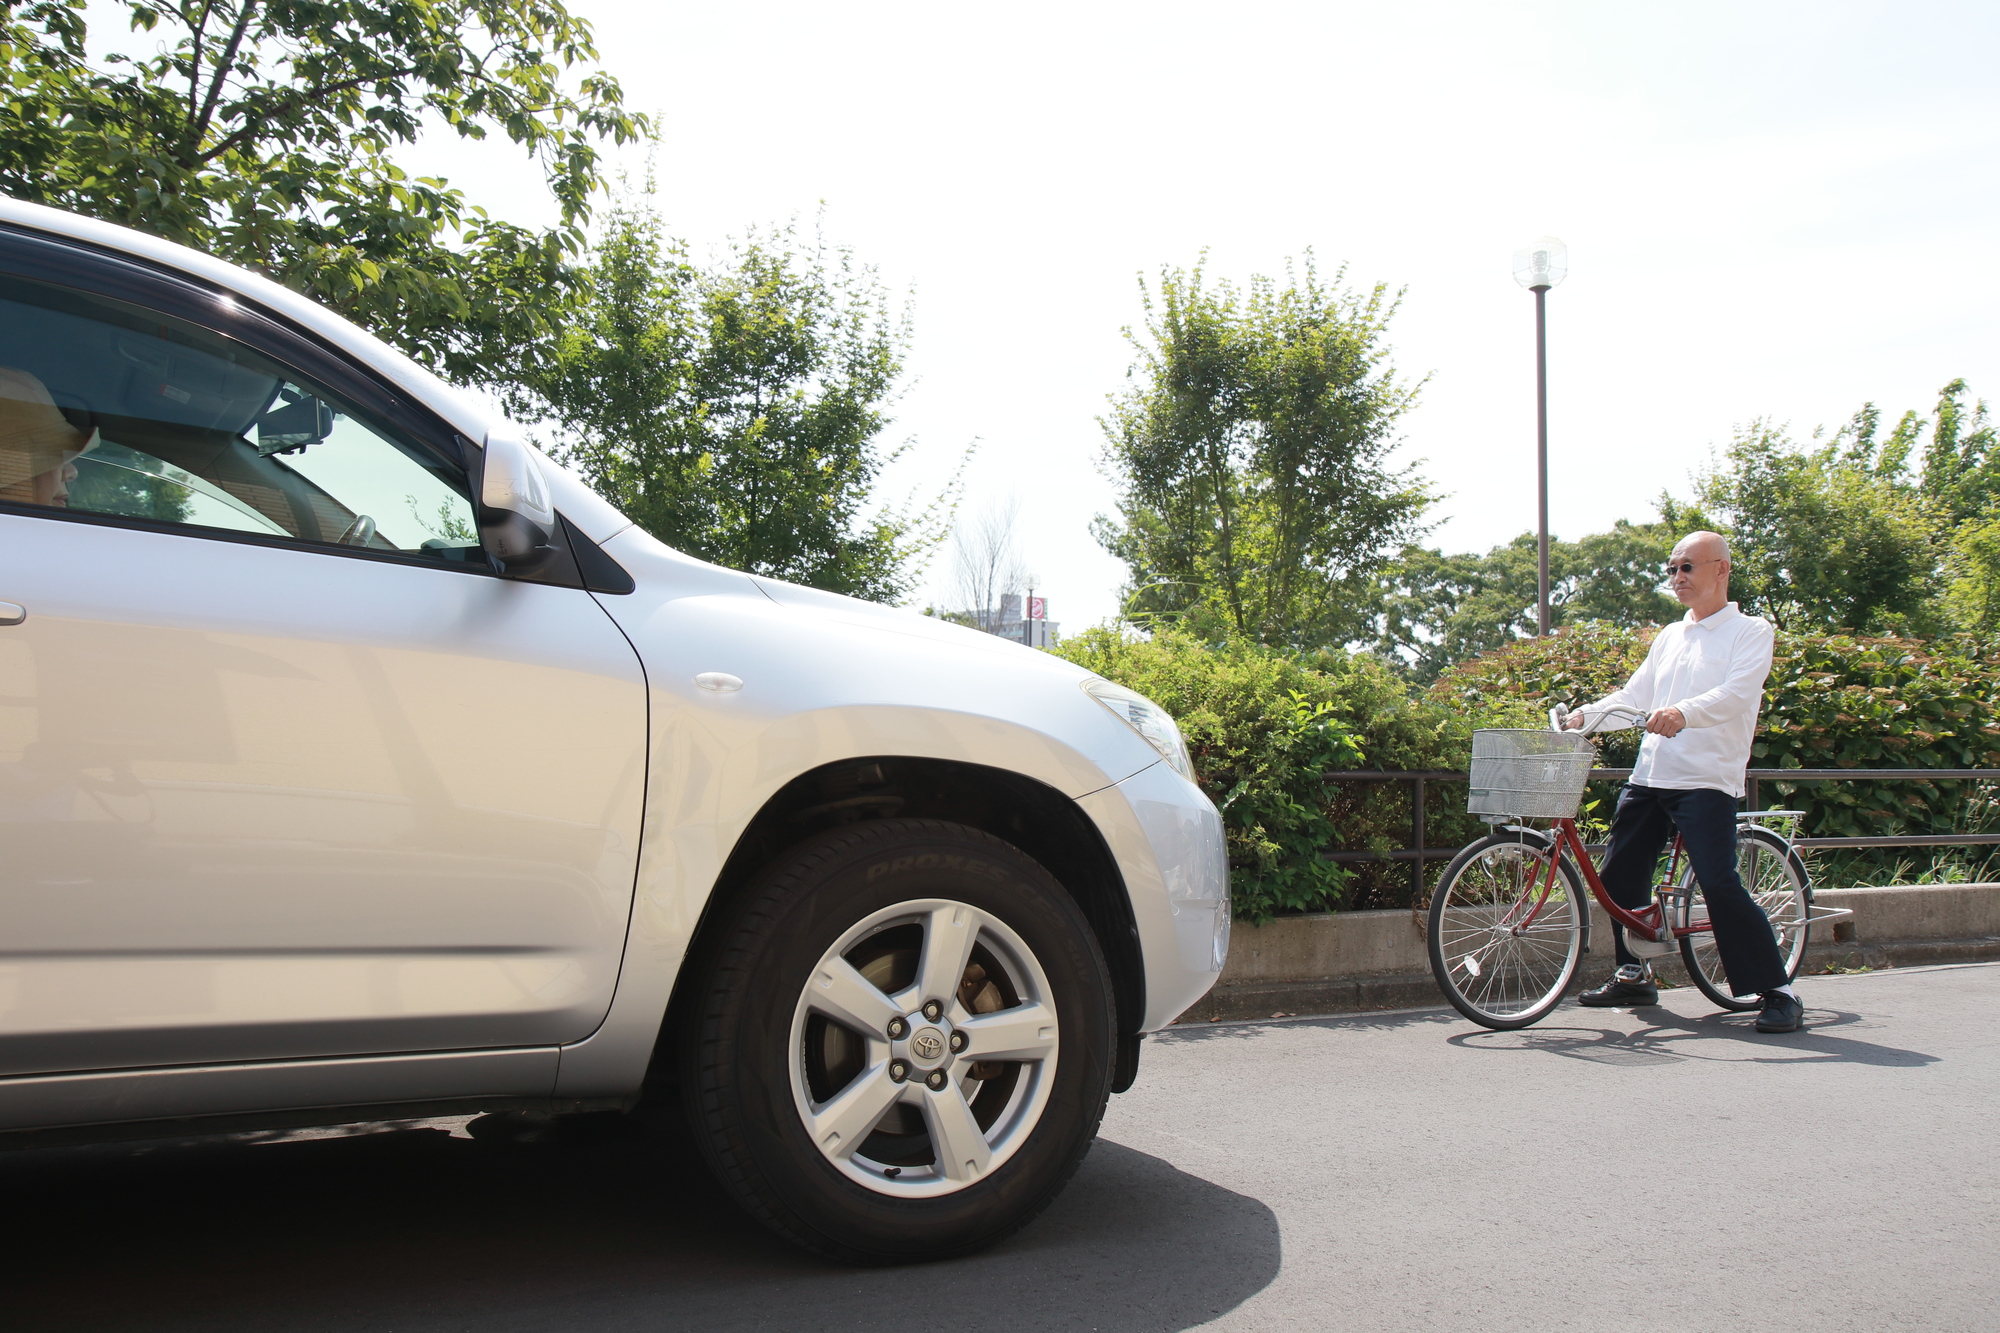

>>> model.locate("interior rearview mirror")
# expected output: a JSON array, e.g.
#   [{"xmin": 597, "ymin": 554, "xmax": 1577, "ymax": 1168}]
[
  {"xmin": 477, "ymin": 429, "xmax": 555, "ymax": 569},
  {"xmin": 256, "ymin": 392, "xmax": 335, "ymax": 455}
]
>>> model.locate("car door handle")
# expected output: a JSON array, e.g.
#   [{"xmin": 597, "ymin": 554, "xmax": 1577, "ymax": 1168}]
[{"xmin": 0, "ymin": 601, "xmax": 23, "ymax": 626}]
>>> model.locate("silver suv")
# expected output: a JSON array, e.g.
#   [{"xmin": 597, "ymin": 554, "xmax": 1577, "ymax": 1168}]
[{"xmin": 0, "ymin": 198, "xmax": 1228, "ymax": 1262}]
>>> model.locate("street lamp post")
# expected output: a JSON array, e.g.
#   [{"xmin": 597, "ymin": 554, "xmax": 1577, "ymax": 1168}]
[{"xmin": 1512, "ymin": 236, "xmax": 1568, "ymax": 635}]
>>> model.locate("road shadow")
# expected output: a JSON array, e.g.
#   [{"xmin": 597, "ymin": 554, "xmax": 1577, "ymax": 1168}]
[
  {"xmin": 1444, "ymin": 1003, "xmax": 1941, "ymax": 1068},
  {"xmin": 0, "ymin": 1112, "xmax": 1279, "ymax": 1333}
]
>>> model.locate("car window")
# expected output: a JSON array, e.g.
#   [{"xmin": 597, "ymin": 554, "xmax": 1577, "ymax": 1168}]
[{"xmin": 0, "ymin": 276, "xmax": 480, "ymax": 562}]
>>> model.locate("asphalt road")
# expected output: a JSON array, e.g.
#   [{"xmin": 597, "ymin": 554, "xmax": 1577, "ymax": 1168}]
[{"xmin": 2, "ymin": 963, "xmax": 1993, "ymax": 1332}]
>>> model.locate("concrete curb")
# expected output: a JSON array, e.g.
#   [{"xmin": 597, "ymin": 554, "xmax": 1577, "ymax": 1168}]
[{"xmin": 1179, "ymin": 882, "xmax": 2000, "ymax": 1023}]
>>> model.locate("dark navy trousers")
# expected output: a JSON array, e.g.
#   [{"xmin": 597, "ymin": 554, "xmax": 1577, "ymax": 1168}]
[{"xmin": 1599, "ymin": 784, "xmax": 1789, "ymax": 997}]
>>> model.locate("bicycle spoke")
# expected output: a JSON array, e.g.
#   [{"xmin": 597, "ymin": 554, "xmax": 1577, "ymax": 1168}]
[
  {"xmin": 1431, "ymin": 836, "xmax": 1581, "ymax": 1024},
  {"xmin": 1680, "ymin": 827, "xmax": 1808, "ymax": 1008}
]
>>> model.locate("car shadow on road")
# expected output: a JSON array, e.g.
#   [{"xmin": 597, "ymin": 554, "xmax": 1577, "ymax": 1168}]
[
  {"xmin": 0, "ymin": 1111, "xmax": 1280, "ymax": 1333},
  {"xmin": 1443, "ymin": 1003, "xmax": 1940, "ymax": 1068}
]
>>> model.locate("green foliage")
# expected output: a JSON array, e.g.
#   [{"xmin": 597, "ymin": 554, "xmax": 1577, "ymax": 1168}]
[
  {"xmin": 1053, "ymin": 627, "xmax": 1358, "ymax": 921},
  {"xmin": 1374, "ymin": 380, "xmax": 1996, "ymax": 677},
  {"xmin": 1668, "ymin": 418, "xmax": 1939, "ymax": 634},
  {"xmin": 508, "ymin": 200, "xmax": 949, "ymax": 600},
  {"xmin": 1379, "ymin": 521, "xmax": 1678, "ymax": 680},
  {"xmin": 1427, "ymin": 621, "xmax": 1657, "ymax": 766},
  {"xmin": 1561, "ymin": 524, "xmax": 1683, "ymax": 624},
  {"xmin": 1096, "ymin": 253, "xmax": 1432, "ymax": 651},
  {"xmin": 1754, "ymin": 634, "xmax": 2000, "ymax": 841},
  {"xmin": 1667, "ymin": 382, "xmax": 1998, "ymax": 637},
  {"xmin": 1430, "ymin": 623, "xmax": 2000, "ymax": 846},
  {"xmin": 1944, "ymin": 511, "xmax": 2000, "ymax": 633},
  {"xmin": 1913, "ymin": 380, "xmax": 2000, "ymax": 525},
  {"xmin": 1, "ymin": 0, "xmax": 646, "ymax": 382},
  {"xmin": 1054, "ymin": 628, "xmax": 1538, "ymax": 919}
]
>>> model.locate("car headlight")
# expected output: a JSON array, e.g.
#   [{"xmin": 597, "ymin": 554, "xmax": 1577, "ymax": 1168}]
[{"xmin": 1082, "ymin": 678, "xmax": 1195, "ymax": 780}]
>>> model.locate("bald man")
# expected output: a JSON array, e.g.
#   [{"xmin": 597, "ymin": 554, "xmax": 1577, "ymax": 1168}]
[{"xmin": 1564, "ymin": 531, "xmax": 1803, "ymax": 1032}]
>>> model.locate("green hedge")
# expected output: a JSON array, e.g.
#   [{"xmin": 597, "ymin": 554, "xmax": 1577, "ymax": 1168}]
[
  {"xmin": 1058, "ymin": 622, "xmax": 2000, "ymax": 919},
  {"xmin": 1430, "ymin": 622, "xmax": 2000, "ymax": 844},
  {"xmin": 1053, "ymin": 628, "xmax": 1538, "ymax": 920}
]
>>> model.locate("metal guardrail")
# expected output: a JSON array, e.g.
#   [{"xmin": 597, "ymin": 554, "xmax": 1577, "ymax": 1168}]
[{"xmin": 1322, "ymin": 766, "xmax": 2000, "ymax": 893}]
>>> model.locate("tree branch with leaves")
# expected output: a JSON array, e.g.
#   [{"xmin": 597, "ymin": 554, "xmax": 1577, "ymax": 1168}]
[
  {"xmin": 506, "ymin": 198, "xmax": 960, "ymax": 601},
  {"xmin": 1, "ymin": 0, "xmax": 647, "ymax": 381}
]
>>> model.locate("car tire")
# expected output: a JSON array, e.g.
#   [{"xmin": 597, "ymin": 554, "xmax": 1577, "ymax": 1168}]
[{"xmin": 677, "ymin": 818, "xmax": 1115, "ymax": 1264}]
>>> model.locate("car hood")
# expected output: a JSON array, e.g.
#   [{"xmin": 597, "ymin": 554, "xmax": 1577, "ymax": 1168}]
[
  {"xmin": 748, "ymin": 576, "xmax": 1039, "ymax": 657},
  {"xmin": 590, "ymin": 529, "xmax": 1164, "ymax": 799}
]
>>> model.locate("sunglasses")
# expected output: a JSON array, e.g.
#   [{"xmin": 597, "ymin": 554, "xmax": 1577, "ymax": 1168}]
[{"xmin": 1664, "ymin": 558, "xmax": 1724, "ymax": 576}]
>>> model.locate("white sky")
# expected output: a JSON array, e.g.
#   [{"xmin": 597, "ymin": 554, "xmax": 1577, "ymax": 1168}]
[{"xmin": 396, "ymin": 0, "xmax": 2000, "ymax": 628}]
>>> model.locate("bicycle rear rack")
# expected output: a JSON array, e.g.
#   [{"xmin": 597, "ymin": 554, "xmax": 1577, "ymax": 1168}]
[
  {"xmin": 1738, "ymin": 808, "xmax": 1806, "ymax": 828},
  {"xmin": 1735, "ymin": 810, "xmax": 1855, "ymax": 925}
]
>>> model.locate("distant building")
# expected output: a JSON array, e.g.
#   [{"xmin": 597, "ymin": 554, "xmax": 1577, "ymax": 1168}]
[{"xmin": 988, "ymin": 594, "xmax": 1057, "ymax": 647}]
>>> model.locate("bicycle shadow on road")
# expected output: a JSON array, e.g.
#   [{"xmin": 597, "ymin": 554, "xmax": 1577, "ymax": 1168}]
[
  {"xmin": 1443, "ymin": 1003, "xmax": 1940, "ymax": 1068},
  {"xmin": 0, "ymin": 1110, "xmax": 1280, "ymax": 1333}
]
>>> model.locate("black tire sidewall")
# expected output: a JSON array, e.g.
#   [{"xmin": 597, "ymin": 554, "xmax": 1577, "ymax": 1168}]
[{"xmin": 682, "ymin": 819, "xmax": 1115, "ymax": 1263}]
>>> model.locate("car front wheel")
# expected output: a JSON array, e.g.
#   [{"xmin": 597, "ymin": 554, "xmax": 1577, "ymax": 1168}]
[{"xmin": 678, "ymin": 818, "xmax": 1116, "ymax": 1263}]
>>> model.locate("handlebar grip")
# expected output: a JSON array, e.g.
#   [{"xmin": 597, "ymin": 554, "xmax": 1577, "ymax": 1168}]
[{"xmin": 1556, "ymin": 702, "xmax": 1653, "ymax": 735}]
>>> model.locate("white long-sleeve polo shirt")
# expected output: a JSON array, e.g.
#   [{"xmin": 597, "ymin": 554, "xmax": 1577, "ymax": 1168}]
[{"xmin": 1591, "ymin": 602, "xmax": 1775, "ymax": 798}]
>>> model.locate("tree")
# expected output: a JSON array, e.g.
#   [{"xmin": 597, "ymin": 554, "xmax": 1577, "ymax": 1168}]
[
  {"xmin": 510, "ymin": 200, "xmax": 950, "ymax": 601},
  {"xmin": 1683, "ymin": 419, "xmax": 1938, "ymax": 633},
  {"xmin": 1944, "ymin": 511, "xmax": 2000, "ymax": 634},
  {"xmin": 943, "ymin": 496, "xmax": 1028, "ymax": 632},
  {"xmin": 1096, "ymin": 253, "xmax": 1432, "ymax": 649},
  {"xmin": 1376, "ymin": 520, "xmax": 1678, "ymax": 680},
  {"xmin": 1383, "ymin": 380, "xmax": 1999, "ymax": 672},
  {"xmin": 1665, "ymin": 390, "xmax": 1990, "ymax": 633},
  {"xmin": 1, "ymin": 0, "xmax": 645, "ymax": 381},
  {"xmin": 1913, "ymin": 379, "xmax": 2000, "ymax": 526}
]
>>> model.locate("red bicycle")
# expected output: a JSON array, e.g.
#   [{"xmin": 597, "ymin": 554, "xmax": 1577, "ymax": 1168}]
[{"xmin": 1426, "ymin": 705, "xmax": 1835, "ymax": 1030}]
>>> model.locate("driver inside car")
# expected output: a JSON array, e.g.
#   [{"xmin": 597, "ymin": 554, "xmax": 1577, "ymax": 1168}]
[{"xmin": 0, "ymin": 366, "xmax": 98, "ymax": 509}]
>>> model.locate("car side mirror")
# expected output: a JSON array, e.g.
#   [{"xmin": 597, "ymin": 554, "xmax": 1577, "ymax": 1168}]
[{"xmin": 477, "ymin": 429, "xmax": 556, "ymax": 570}]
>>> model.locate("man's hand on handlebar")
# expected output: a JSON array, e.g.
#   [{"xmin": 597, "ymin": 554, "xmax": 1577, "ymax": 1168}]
[
  {"xmin": 1646, "ymin": 706, "xmax": 1687, "ymax": 737},
  {"xmin": 1554, "ymin": 702, "xmax": 1670, "ymax": 735}
]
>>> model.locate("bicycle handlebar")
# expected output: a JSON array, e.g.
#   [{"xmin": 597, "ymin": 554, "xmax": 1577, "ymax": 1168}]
[{"xmin": 1548, "ymin": 702, "xmax": 1652, "ymax": 735}]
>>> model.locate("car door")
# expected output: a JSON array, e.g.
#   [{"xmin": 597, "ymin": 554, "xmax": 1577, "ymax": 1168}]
[{"xmin": 0, "ymin": 239, "xmax": 648, "ymax": 1078}]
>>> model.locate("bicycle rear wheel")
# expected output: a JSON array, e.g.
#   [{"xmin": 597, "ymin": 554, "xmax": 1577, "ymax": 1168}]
[
  {"xmin": 1677, "ymin": 825, "xmax": 1810, "ymax": 1012},
  {"xmin": 1428, "ymin": 832, "xmax": 1584, "ymax": 1030}
]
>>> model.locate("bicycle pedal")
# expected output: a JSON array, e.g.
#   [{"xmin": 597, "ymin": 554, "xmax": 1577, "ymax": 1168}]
[{"xmin": 1625, "ymin": 931, "xmax": 1677, "ymax": 958}]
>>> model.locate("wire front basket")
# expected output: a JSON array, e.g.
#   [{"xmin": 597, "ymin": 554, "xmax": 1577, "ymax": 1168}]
[{"xmin": 1467, "ymin": 729, "xmax": 1597, "ymax": 820}]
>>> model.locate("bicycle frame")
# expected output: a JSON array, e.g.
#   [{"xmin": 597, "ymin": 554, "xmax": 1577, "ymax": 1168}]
[
  {"xmin": 1509, "ymin": 819, "xmax": 1696, "ymax": 946},
  {"xmin": 1516, "ymin": 705, "xmax": 1706, "ymax": 945}
]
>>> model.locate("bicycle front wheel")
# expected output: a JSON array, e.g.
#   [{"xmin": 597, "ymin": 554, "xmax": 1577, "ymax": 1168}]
[
  {"xmin": 1678, "ymin": 825, "xmax": 1810, "ymax": 1011},
  {"xmin": 1428, "ymin": 832, "xmax": 1585, "ymax": 1030}
]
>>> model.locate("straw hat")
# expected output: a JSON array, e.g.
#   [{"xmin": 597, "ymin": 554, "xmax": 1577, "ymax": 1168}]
[{"xmin": 0, "ymin": 367, "xmax": 99, "ymax": 504}]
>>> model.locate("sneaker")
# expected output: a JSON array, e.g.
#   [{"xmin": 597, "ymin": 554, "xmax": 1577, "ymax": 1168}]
[
  {"xmin": 1578, "ymin": 965, "xmax": 1659, "ymax": 1008},
  {"xmin": 1755, "ymin": 991, "xmax": 1805, "ymax": 1033}
]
